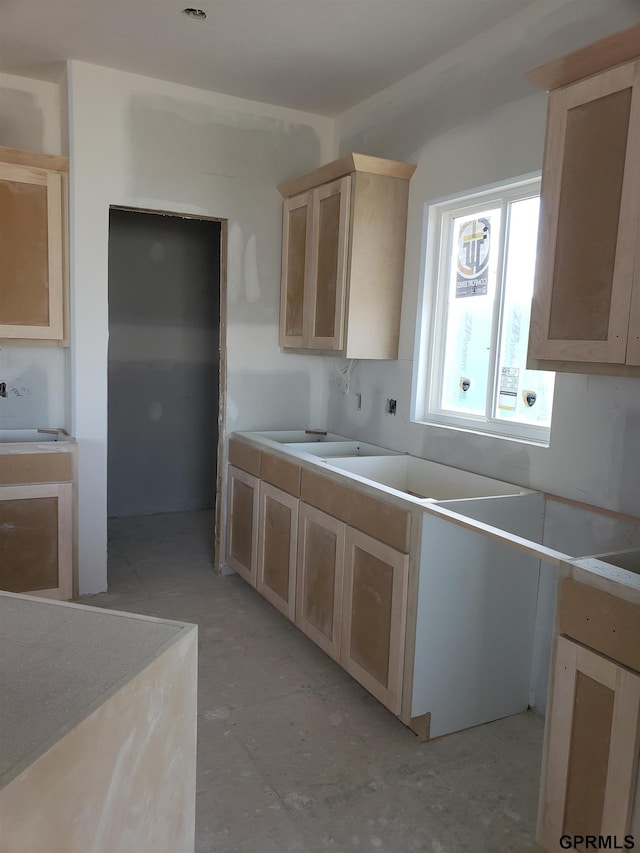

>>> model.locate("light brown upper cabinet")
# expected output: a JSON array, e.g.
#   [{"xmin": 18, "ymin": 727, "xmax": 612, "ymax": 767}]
[
  {"xmin": 0, "ymin": 147, "xmax": 69, "ymax": 344},
  {"xmin": 278, "ymin": 153, "xmax": 416, "ymax": 359},
  {"xmin": 526, "ymin": 26, "xmax": 640, "ymax": 375}
]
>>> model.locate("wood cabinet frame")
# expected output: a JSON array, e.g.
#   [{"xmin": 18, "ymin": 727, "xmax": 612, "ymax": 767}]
[
  {"xmin": 0, "ymin": 482, "xmax": 72, "ymax": 600},
  {"xmin": 541, "ymin": 636, "xmax": 640, "ymax": 849},
  {"xmin": 295, "ymin": 502, "xmax": 345, "ymax": 661},
  {"xmin": 256, "ymin": 481, "xmax": 299, "ymax": 620},
  {"xmin": 526, "ymin": 26, "xmax": 640, "ymax": 375},
  {"xmin": 0, "ymin": 153, "xmax": 67, "ymax": 343},
  {"xmin": 341, "ymin": 526, "xmax": 409, "ymax": 715},
  {"xmin": 226, "ymin": 465, "xmax": 260, "ymax": 586},
  {"xmin": 278, "ymin": 154, "xmax": 415, "ymax": 359}
]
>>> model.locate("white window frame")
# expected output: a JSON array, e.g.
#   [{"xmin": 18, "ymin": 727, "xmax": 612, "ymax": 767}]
[{"xmin": 411, "ymin": 173, "xmax": 554, "ymax": 446}]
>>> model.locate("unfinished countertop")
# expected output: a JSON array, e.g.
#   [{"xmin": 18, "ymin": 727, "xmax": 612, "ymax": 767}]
[
  {"xmin": 0, "ymin": 428, "xmax": 75, "ymax": 455},
  {"xmin": 0, "ymin": 592, "xmax": 195, "ymax": 789},
  {"xmin": 232, "ymin": 429, "xmax": 640, "ymax": 596}
]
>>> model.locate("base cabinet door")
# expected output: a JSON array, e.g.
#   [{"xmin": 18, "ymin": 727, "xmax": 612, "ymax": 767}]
[
  {"xmin": 226, "ymin": 465, "xmax": 259, "ymax": 586},
  {"xmin": 295, "ymin": 503, "xmax": 345, "ymax": 662},
  {"xmin": 341, "ymin": 527, "xmax": 409, "ymax": 715},
  {"xmin": 0, "ymin": 483, "xmax": 72, "ymax": 599},
  {"xmin": 540, "ymin": 636, "xmax": 640, "ymax": 851},
  {"xmin": 257, "ymin": 482, "xmax": 298, "ymax": 620}
]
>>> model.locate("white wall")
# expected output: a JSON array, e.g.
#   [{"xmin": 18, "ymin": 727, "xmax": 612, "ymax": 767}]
[
  {"xmin": 327, "ymin": 0, "xmax": 640, "ymax": 712},
  {"xmin": 67, "ymin": 61, "xmax": 334, "ymax": 593},
  {"xmin": 0, "ymin": 72, "xmax": 69, "ymax": 433},
  {"xmin": 328, "ymin": 0, "xmax": 640, "ymax": 519}
]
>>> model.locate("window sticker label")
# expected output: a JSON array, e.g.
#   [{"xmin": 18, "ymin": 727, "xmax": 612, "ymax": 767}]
[
  {"xmin": 456, "ymin": 217, "xmax": 490, "ymax": 298},
  {"xmin": 498, "ymin": 366, "xmax": 519, "ymax": 410}
]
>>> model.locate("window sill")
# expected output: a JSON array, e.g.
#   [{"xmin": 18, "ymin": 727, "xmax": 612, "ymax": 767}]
[{"xmin": 413, "ymin": 416, "xmax": 551, "ymax": 448}]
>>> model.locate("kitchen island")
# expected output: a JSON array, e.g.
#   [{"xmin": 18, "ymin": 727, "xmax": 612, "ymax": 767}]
[{"xmin": 0, "ymin": 592, "xmax": 197, "ymax": 853}]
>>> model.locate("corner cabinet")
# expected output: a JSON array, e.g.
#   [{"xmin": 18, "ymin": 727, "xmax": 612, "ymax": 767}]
[
  {"xmin": 0, "ymin": 147, "xmax": 69, "ymax": 344},
  {"xmin": 539, "ymin": 576, "xmax": 640, "ymax": 850},
  {"xmin": 526, "ymin": 28, "xmax": 640, "ymax": 375},
  {"xmin": 278, "ymin": 153, "xmax": 416, "ymax": 359}
]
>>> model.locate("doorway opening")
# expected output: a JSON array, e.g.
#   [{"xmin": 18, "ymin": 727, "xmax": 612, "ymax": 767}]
[{"xmin": 107, "ymin": 207, "xmax": 225, "ymax": 585}]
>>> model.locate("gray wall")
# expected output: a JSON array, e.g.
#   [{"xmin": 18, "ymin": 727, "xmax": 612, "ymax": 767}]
[{"xmin": 108, "ymin": 208, "xmax": 221, "ymax": 517}]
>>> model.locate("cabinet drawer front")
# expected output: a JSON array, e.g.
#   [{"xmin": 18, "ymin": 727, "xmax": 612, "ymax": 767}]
[
  {"xmin": 0, "ymin": 451, "xmax": 73, "ymax": 486},
  {"xmin": 558, "ymin": 577, "xmax": 640, "ymax": 672},
  {"xmin": 260, "ymin": 451, "xmax": 301, "ymax": 496},
  {"xmin": 300, "ymin": 468, "xmax": 411, "ymax": 552},
  {"xmin": 228, "ymin": 438, "xmax": 261, "ymax": 477}
]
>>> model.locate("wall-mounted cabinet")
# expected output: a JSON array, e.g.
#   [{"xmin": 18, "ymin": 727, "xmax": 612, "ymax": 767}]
[
  {"xmin": 277, "ymin": 153, "xmax": 416, "ymax": 359},
  {"xmin": 526, "ymin": 27, "xmax": 640, "ymax": 376},
  {"xmin": 0, "ymin": 147, "xmax": 69, "ymax": 344}
]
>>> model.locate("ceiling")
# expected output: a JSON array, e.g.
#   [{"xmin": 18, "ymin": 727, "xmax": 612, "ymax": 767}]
[{"xmin": 0, "ymin": 0, "xmax": 542, "ymax": 115}]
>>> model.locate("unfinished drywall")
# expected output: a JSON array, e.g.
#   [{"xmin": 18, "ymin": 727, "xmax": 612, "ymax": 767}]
[
  {"xmin": 327, "ymin": 0, "xmax": 640, "ymax": 712},
  {"xmin": 0, "ymin": 73, "xmax": 69, "ymax": 434},
  {"xmin": 68, "ymin": 61, "xmax": 334, "ymax": 592},
  {"xmin": 328, "ymin": 2, "xmax": 640, "ymax": 519},
  {"xmin": 108, "ymin": 209, "xmax": 221, "ymax": 517}
]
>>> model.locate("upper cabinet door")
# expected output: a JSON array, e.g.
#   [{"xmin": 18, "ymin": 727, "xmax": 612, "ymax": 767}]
[
  {"xmin": 279, "ymin": 190, "xmax": 312, "ymax": 349},
  {"xmin": 306, "ymin": 176, "xmax": 351, "ymax": 351},
  {"xmin": 0, "ymin": 161, "xmax": 65, "ymax": 341},
  {"xmin": 277, "ymin": 154, "xmax": 415, "ymax": 359},
  {"xmin": 529, "ymin": 61, "xmax": 640, "ymax": 364}
]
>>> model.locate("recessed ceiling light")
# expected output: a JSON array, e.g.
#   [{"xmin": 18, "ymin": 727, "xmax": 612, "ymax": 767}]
[{"xmin": 183, "ymin": 7, "xmax": 207, "ymax": 20}]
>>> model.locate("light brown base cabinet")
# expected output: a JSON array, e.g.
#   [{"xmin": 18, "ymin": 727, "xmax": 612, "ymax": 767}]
[
  {"xmin": 341, "ymin": 527, "xmax": 409, "ymax": 715},
  {"xmin": 225, "ymin": 438, "xmax": 411, "ymax": 717},
  {"xmin": 539, "ymin": 575, "xmax": 640, "ymax": 850},
  {"xmin": 226, "ymin": 465, "xmax": 259, "ymax": 586},
  {"xmin": 295, "ymin": 502, "xmax": 345, "ymax": 662},
  {"xmin": 257, "ymin": 482, "xmax": 298, "ymax": 620},
  {"xmin": 0, "ymin": 482, "xmax": 72, "ymax": 600}
]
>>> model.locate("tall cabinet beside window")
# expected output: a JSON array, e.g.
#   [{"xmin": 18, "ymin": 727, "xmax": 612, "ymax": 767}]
[
  {"xmin": 278, "ymin": 153, "xmax": 416, "ymax": 359},
  {"xmin": 526, "ymin": 25, "xmax": 640, "ymax": 376},
  {"xmin": 0, "ymin": 147, "xmax": 69, "ymax": 343}
]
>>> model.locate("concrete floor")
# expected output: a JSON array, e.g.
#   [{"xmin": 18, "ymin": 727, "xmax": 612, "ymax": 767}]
[{"xmin": 84, "ymin": 509, "xmax": 545, "ymax": 853}]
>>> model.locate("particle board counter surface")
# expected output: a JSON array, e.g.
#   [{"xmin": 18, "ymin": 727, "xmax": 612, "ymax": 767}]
[{"xmin": 0, "ymin": 592, "xmax": 198, "ymax": 853}]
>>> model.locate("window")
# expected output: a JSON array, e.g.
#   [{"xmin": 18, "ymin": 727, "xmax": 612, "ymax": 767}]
[{"xmin": 412, "ymin": 176, "xmax": 555, "ymax": 445}]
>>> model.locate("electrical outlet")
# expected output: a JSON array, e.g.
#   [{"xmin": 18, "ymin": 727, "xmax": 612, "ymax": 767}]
[{"xmin": 387, "ymin": 398, "xmax": 397, "ymax": 415}]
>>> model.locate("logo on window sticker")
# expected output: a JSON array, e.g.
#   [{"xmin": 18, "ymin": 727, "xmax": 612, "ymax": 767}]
[
  {"xmin": 523, "ymin": 390, "xmax": 537, "ymax": 408},
  {"xmin": 456, "ymin": 217, "xmax": 490, "ymax": 298},
  {"xmin": 459, "ymin": 377, "xmax": 471, "ymax": 392}
]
